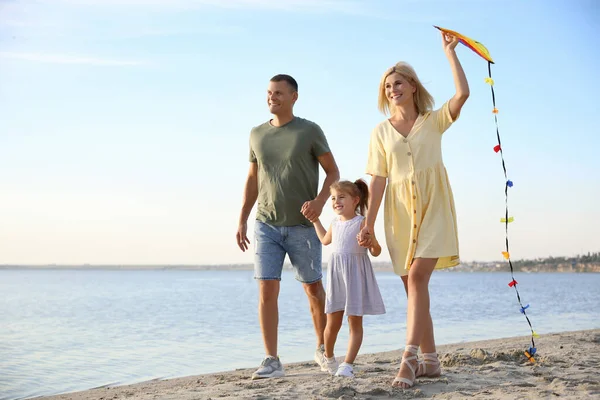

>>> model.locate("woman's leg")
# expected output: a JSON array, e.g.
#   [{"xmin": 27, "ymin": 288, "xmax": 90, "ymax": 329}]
[
  {"xmin": 401, "ymin": 275, "xmax": 408, "ymax": 295},
  {"xmin": 394, "ymin": 257, "xmax": 438, "ymax": 388},
  {"xmin": 401, "ymin": 272, "xmax": 435, "ymax": 354}
]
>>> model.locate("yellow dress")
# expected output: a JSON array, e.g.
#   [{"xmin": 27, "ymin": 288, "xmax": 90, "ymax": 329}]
[{"xmin": 366, "ymin": 101, "xmax": 460, "ymax": 276}]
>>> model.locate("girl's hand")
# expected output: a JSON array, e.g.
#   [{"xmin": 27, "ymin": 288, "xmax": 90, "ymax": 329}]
[
  {"xmin": 441, "ymin": 31, "xmax": 459, "ymax": 54},
  {"xmin": 368, "ymin": 236, "xmax": 382, "ymax": 257},
  {"xmin": 357, "ymin": 225, "xmax": 374, "ymax": 248},
  {"xmin": 301, "ymin": 199, "xmax": 324, "ymax": 223}
]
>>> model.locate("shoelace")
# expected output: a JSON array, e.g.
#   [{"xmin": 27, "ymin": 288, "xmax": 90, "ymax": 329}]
[{"xmin": 261, "ymin": 357, "xmax": 277, "ymax": 366}]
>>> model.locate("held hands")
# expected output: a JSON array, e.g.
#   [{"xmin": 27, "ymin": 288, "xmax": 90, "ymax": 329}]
[
  {"xmin": 236, "ymin": 221, "xmax": 250, "ymax": 252},
  {"xmin": 301, "ymin": 199, "xmax": 324, "ymax": 222},
  {"xmin": 441, "ymin": 31, "xmax": 459, "ymax": 54},
  {"xmin": 357, "ymin": 224, "xmax": 375, "ymax": 248}
]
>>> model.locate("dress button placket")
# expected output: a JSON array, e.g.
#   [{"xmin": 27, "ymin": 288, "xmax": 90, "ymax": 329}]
[{"xmin": 406, "ymin": 138, "xmax": 417, "ymax": 261}]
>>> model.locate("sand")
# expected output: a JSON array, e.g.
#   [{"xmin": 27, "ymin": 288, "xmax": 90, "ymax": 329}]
[{"xmin": 38, "ymin": 329, "xmax": 600, "ymax": 400}]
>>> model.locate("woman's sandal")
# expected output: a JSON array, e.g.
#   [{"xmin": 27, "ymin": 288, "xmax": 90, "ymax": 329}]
[
  {"xmin": 392, "ymin": 344, "xmax": 419, "ymax": 388},
  {"xmin": 416, "ymin": 352, "xmax": 442, "ymax": 378}
]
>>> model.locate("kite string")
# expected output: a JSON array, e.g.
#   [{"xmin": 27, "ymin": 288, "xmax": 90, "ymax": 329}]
[{"xmin": 487, "ymin": 61, "xmax": 537, "ymax": 359}]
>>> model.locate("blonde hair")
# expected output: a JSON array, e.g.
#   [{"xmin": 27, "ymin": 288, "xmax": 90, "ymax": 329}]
[
  {"xmin": 377, "ymin": 61, "xmax": 434, "ymax": 116},
  {"xmin": 330, "ymin": 179, "xmax": 369, "ymax": 216}
]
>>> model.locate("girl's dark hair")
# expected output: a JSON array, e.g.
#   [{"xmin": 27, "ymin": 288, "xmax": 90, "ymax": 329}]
[{"xmin": 330, "ymin": 179, "xmax": 369, "ymax": 216}]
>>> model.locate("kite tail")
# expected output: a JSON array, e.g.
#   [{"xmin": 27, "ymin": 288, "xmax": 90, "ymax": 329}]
[{"xmin": 487, "ymin": 61, "xmax": 538, "ymax": 362}]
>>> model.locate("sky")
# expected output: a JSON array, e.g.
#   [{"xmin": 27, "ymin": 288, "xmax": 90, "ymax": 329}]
[{"xmin": 0, "ymin": 0, "xmax": 598, "ymax": 266}]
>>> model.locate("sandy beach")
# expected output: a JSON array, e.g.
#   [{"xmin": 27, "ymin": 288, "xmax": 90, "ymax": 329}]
[{"xmin": 38, "ymin": 329, "xmax": 599, "ymax": 400}]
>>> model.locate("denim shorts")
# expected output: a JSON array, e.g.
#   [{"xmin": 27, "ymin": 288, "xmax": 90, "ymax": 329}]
[{"xmin": 253, "ymin": 220, "xmax": 322, "ymax": 284}]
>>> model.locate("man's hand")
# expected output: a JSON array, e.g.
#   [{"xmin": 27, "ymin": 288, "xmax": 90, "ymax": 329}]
[
  {"xmin": 301, "ymin": 199, "xmax": 324, "ymax": 222},
  {"xmin": 236, "ymin": 221, "xmax": 250, "ymax": 251}
]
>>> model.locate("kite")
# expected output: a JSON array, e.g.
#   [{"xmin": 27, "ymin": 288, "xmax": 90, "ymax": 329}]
[
  {"xmin": 434, "ymin": 26, "xmax": 494, "ymax": 64},
  {"xmin": 434, "ymin": 26, "xmax": 538, "ymax": 363}
]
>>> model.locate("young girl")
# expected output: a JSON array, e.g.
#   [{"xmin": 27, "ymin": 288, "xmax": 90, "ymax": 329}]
[
  {"xmin": 357, "ymin": 32, "xmax": 469, "ymax": 388},
  {"xmin": 312, "ymin": 179, "xmax": 386, "ymax": 378}
]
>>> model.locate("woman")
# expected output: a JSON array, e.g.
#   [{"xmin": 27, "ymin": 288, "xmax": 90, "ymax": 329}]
[{"xmin": 358, "ymin": 32, "xmax": 469, "ymax": 388}]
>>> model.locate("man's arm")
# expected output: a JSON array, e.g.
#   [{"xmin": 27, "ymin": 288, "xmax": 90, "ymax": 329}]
[
  {"xmin": 236, "ymin": 162, "xmax": 258, "ymax": 251},
  {"xmin": 315, "ymin": 151, "xmax": 340, "ymax": 206},
  {"xmin": 301, "ymin": 151, "xmax": 340, "ymax": 222}
]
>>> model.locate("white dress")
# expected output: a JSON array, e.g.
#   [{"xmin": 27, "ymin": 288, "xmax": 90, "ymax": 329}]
[{"xmin": 325, "ymin": 215, "xmax": 386, "ymax": 316}]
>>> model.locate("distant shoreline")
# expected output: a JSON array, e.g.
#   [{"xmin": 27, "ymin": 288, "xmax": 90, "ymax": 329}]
[{"xmin": 2, "ymin": 261, "xmax": 599, "ymax": 273}]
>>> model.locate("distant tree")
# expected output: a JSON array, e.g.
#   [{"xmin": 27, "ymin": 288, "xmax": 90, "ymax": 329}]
[{"xmin": 510, "ymin": 251, "xmax": 600, "ymax": 270}]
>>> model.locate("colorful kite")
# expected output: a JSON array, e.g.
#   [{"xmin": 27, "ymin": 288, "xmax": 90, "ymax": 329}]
[
  {"xmin": 434, "ymin": 26, "xmax": 538, "ymax": 362},
  {"xmin": 434, "ymin": 26, "xmax": 494, "ymax": 64}
]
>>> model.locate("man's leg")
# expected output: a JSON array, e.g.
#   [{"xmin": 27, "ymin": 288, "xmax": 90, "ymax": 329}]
[
  {"xmin": 252, "ymin": 221, "xmax": 286, "ymax": 379},
  {"xmin": 259, "ymin": 280, "xmax": 280, "ymax": 357}
]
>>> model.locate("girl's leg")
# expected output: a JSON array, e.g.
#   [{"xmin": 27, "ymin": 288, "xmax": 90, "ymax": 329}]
[
  {"xmin": 324, "ymin": 311, "xmax": 344, "ymax": 358},
  {"xmin": 344, "ymin": 316, "xmax": 363, "ymax": 364},
  {"xmin": 394, "ymin": 257, "xmax": 437, "ymax": 388}
]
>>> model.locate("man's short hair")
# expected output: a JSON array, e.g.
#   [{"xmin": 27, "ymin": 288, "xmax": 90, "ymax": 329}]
[{"xmin": 270, "ymin": 74, "xmax": 298, "ymax": 92}]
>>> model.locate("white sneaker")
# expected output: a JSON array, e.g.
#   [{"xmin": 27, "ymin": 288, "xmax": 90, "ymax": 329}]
[
  {"xmin": 251, "ymin": 356, "xmax": 285, "ymax": 379},
  {"xmin": 314, "ymin": 344, "xmax": 328, "ymax": 372},
  {"xmin": 325, "ymin": 356, "xmax": 339, "ymax": 375},
  {"xmin": 335, "ymin": 362, "xmax": 354, "ymax": 378}
]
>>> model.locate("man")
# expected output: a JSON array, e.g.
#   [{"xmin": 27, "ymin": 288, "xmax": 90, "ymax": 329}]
[{"xmin": 236, "ymin": 74, "xmax": 340, "ymax": 379}]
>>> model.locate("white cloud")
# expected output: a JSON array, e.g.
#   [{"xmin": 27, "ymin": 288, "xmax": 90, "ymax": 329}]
[
  {"xmin": 44, "ymin": 0, "xmax": 450, "ymax": 22},
  {"xmin": 43, "ymin": 0, "xmax": 367, "ymax": 14},
  {"xmin": 0, "ymin": 52, "xmax": 144, "ymax": 66},
  {"xmin": 118, "ymin": 25, "xmax": 245, "ymax": 38},
  {"xmin": 0, "ymin": 1, "xmax": 247, "ymax": 38},
  {"xmin": 0, "ymin": 19, "xmax": 58, "ymax": 28},
  {"xmin": 2, "ymin": 0, "xmax": 448, "ymax": 34}
]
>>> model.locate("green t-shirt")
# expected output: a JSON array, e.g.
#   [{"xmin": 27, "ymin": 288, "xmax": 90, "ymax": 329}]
[{"xmin": 249, "ymin": 117, "xmax": 331, "ymax": 227}]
